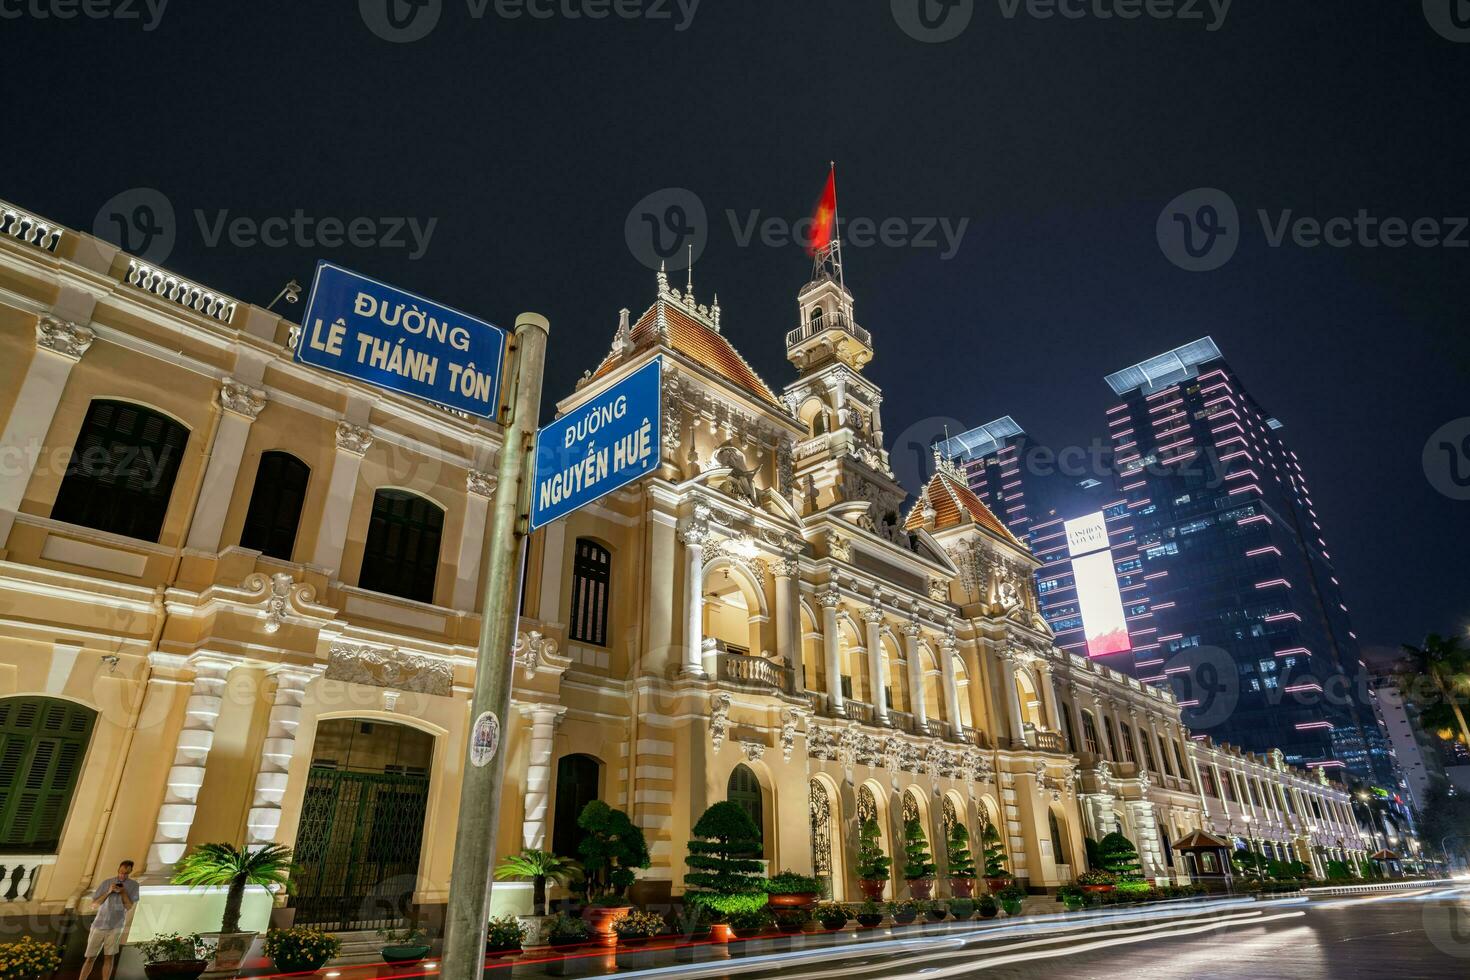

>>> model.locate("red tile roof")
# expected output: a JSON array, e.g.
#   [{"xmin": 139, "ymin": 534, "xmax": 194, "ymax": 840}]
[{"xmin": 905, "ymin": 467, "xmax": 1025, "ymax": 547}]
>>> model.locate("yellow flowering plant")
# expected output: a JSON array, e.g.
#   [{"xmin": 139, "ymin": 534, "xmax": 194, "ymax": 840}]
[
  {"xmin": 0, "ymin": 936, "xmax": 63, "ymax": 979},
  {"xmin": 262, "ymin": 927, "xmax": 341, "ymax": 972}
]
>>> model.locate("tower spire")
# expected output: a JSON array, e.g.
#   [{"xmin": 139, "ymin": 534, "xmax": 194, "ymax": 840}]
[{"xmin": 686, "ymin": 243, "xmax": 694, "ymax": 299}]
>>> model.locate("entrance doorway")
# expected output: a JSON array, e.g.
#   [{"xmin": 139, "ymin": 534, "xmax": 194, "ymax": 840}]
[{"xmin": 290, "ymin": 719, "xmax": 434, "ymax": 930}]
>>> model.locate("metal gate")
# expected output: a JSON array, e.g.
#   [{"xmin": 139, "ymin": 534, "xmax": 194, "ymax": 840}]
[{"xmin": 290, "ymin": 767, "xmax": 429, "ymax": 930}]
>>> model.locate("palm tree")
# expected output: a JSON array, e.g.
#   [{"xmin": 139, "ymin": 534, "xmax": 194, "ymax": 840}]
[
  {"xmin": 172, "ymin": 843, "xmax": 294, "ymax": 935},
  {"xmin": 495, "ymin": 849, "xmax": 580, "ymax": 916},
  {"xmin": 1399, "ymin": 634, "xmax": 1470, "ymax": 750}
]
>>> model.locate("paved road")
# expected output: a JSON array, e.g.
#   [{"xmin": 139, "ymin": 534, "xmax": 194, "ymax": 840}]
[{"xmin": 557, "ymin": 887, "xmax": 1470, "ymax": 980}]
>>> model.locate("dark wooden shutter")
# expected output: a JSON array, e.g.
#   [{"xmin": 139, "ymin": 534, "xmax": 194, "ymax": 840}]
[
  {"xmin": 568, "ymin": 539, "xmax": 611, "ymax": 647},
  {"xmin": 359, "ymin": 490, "xmax": 444, "ymax": 604},
  {"xmin": 51, "ymin": 400, "xmax": 189, "ymax": 542},
  {"xmin": 240, "ymin": 451, "xmax": 311, "ymax": 560},
  {"xmin": 0, "ymin": 698, "xmax": 95, "ymax": 853}
]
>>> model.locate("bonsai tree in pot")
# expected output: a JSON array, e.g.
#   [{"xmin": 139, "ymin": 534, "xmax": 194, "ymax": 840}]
[
  {"xmin": 575, "ymin": 800, "xmax": 650, "ymax": 945},
  {"xmin": 764, "ymin": 870, "xmax": 822, "ymax": 909},
  {"xmin": 901, "ymin": 818, "xmax": 937, "ymax": 900},
  {"xmin": 855, "ymin": 818, "xmax": 892, "ymax": 900},
  {"xmin": 172, "ymin": 842, "xmax": 293, "ymax": 973},
  {"xmin": 684, "ymin": 800, "xmax": 767, "ymax": 941},
  {"xmin": 136, "ymin": 933, "xmax": 215, "ymax": 980},
  {"xmin": 980, "ymin": 823, "xmax": 1011, "ymax": 893},
  {"xmin": 495, "ymin": 848, "xmax": 581, "ymax": 950},
  {"xmin": 1097, "ymin": 832, "xmax": 1142, "ymax": 882},
  {"xmin": 946, "ymin": 822, "xmax": 977, "ymax": 898}
]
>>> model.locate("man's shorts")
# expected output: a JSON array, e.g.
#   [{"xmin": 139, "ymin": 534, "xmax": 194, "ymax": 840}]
[{"xmin": 85, "ymin": 927, "xmax": 124, "ymax": 957}]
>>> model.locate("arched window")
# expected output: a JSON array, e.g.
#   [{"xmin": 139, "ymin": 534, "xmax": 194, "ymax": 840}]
[
  {"xmin": 1103, "ymin": 719, "xmax": 1120, "ymax": 760},
  {"xmin": 1158, "ymin": 735, "xmax": 1175, "ymax": 776},
  {"xmin": 50, "ymin": 400, "xmax": 189, "ymax": 542},
  {"xmin": 568, "ymin": 539, "xmax": 611, "ymax": 647},
  {"xmin": 1140, "ymin": 734, "xmax": 1157, "ymax": 772},
  {"xmin": 1080, "ymin": 711, "xmax": 1100, "ymax": 755},
  {"xmin": 359, "ymin": 490, "xmax": 443, "ymax": 604},
  {"xmin": 0, "ymin": 697, "xmax": 95, "ymax": 853},
  {"xmin": 551, "ymin": 754, "xmax": 600, "ymax": 857},
  {"xmin": 1049, "ymin": 809, "xmax": 1068, "ymax": 866},
  {"xmin": 1161, "ymin": 827, "xmax": 1175, "ymax": 868},
  {"xmin": 239, "ymin": 451, "xmax": 310, "ymax": 560},
  {"xmin": 1118, "ymin": 722, "xmax": 1137, "ymax": 764},
  {"xmin": 727, "ymin": 764, "xmax": 763, "ymax": 848}
]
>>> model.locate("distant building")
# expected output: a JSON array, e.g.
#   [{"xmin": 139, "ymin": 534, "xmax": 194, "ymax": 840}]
[{"xmin": 1099, "ymin": 338, "xmax": 1396, "ymax": 789}]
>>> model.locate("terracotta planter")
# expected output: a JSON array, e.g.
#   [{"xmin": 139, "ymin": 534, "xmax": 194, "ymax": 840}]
[
  {"xmin": 583, "ymin": 905, "xmax": 632, "ymax": 947},
  {"xmin": 906, "ymin": 879, "xmax": 934, "ymax": 901},
  {"xmin": 859, "ymin": 879, "xmax": 887, "ymax": 900},
  {"xmin": 709, "ymin": 923, "xmax": 735, "ymax": 943},
  {"xmin": 144, "ymin": 961, "xmax": 209, "ymax": 980},
  {"xmin": 985, "ymin": 877, "xmax": 1013, "ymax": 894},
  {"xmin": 1081, "ymin": 884, "xmax": 1115, "ymax": 895},
  {"xmin": 768, "ymin": 892, "xmax": 818, "ymax": 909},
  {"xmin": 949, "ymin": 878, "xmax": 975, "ymax": 898}
]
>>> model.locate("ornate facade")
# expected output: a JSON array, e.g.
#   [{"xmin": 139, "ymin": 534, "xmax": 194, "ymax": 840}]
[{"xmin": 0, "ymin": 199, "xmax": 1364, "ymax": 940}]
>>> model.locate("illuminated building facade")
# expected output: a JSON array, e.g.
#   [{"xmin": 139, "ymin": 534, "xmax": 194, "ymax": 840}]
[{"xmin": 1101, "ymin": 339, "xmax": 1395, "ymax": 789}]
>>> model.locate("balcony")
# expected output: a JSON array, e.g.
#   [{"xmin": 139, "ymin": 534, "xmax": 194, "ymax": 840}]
[
  {"xmin": 714, "ymin": 651, "xmax": 794, "ymax": 695},
  {"xmin": 0, "ymin": 855, "xmax": 54, "ymax": 903},
  {"xmin": 785, "ymin": 310, "xmax": 872, "ymax": 350},
  {"xmin": 843, "ymin": 700, "xmax": 878, "ymax": 725},
  {"xmin": 1032, "ymin": 729, "xmax": 1068, "ymax": 753}
]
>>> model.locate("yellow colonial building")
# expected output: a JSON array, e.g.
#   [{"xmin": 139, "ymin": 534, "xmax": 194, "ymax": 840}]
[{"xmin": 0, "ymin": 197, "xmax": 1364, "ymax": 945}]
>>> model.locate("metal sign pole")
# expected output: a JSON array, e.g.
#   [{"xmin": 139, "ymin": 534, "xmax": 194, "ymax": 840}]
[{"xmin": 440, "ymin": 311, "xmax": 549, "ymax": 980}]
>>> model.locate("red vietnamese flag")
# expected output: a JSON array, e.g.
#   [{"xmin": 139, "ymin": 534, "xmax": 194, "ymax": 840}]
[{"xmin": 806, "ymin": 166, "xmax": 837, "ymax": 256}]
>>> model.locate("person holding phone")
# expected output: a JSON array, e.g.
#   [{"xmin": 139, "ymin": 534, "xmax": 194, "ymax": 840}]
[{"xmin": 79, "ymin": 860, "xmax": 138, "ymax": 980}]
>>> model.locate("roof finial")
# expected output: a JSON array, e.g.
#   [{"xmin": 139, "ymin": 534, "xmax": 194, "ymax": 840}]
[
  {"xmin": 656, "ymin": 260, "xmax": 669, "ymax": 295},
  {"xmin": 711, "ymin": 293, "xmax": 721, "ymax": 332},
  {"xmin": 686, "ymin": 244, "xmax": 694, "ymax": 300}
]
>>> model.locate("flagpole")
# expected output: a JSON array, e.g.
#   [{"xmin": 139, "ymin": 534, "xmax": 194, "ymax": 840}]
[{"xmin": 829, "ymin": 161, "xmax": 844, "ymax": 288}]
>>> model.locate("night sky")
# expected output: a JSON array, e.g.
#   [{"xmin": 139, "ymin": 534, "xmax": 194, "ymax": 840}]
[{"xmin": 8, "ymin": 1, "xmax": 1467, "ymax": 655}]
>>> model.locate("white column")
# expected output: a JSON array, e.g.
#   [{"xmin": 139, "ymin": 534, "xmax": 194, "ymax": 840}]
[
  {"xmin": 1001, "ymin": 654, "xmax": 1026, "ymax": 748},
  {"xmin": 0, "ymin": 317, "xmax": 94, "ymax": 548},
  {"xmin": 186, "ymin": 378, "xmax": 267, "ymax": 553},
  {"xmin": 246, "ymin": 668, "xmax": 317, "ymax": 849},
  {"xmin": 774, "ymin": 558, "xmax": 803, "ymax": 692},
  {"xmin": 863, "ymin": 609, "xmax": 888, "ymax": 723},
  {"xmin": 519, "ymin": 703, "xmax": 567, "ymax": 849},
  {"xmin": 1127, "ymin": 707, "xmax": 1149, "ymax": 770},
  {"xmin": 680, "ymin": 521, "xmax": 708, "ymax": 677},
  {"xmin": 819, "ymin": 590, "xmax": 844, "ymax": 714},
  {"xmin": 143, "ymin": 657, "xmax": 233, "ymax": 879},
  {"xmin": 901, "ymin": 622, "xmax": 926, "ymax": 732},
  {"xmin": 940, "ymin": 633, "xmax": 963, "ymax": 734},
  {"xmin": 311, "ymin": 422, "xmax": 373, "ymax": 575},
  {"xmin": 453, "ymin": 470, "xmax": 496, "ymax": 609}
]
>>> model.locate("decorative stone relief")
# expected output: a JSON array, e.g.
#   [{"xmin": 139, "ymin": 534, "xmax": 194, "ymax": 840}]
[
  {"xmin": 325, "ymin": 642, "xmax": 453, "ymax": 697},
  {"xmin": 242, "ymin": 572, "xmax": 314, "ymax": 633},
  {"xmin": 779, "ymin": 708, "xmax": 801, "ymax": 762},
  {"xmin": 220, "ymin": 377, "xmax": 267, "ymax": 420},
  {"xmin": 513, "ymin": 630, "xmax": 568, "ymax": 677},
  {"xmin": 466, "ymin": 469, "xmax": 497, "ymax": 498},
  {"xmin": 335, "ymin": 421, "xmax": 374, "ymax": 456},
  {"xmin": 35, "ymin": 315, "xmax": 95, "ymax": 360},
  {"xmin": 739, "ymin": 741, "xmax": 766, "ymax": 762},
  {"xmin": 709, "ymin": 692, "xmax": 732, "ymax": 753}
]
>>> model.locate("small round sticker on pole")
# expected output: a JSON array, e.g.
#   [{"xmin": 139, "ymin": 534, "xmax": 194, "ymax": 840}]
[{"xmin": 470, "ymin": 711, "xmax": 500, "ymax": 768}]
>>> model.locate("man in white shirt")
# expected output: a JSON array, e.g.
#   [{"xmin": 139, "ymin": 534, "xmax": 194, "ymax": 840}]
[{"xmin": 79, "ymin": 860, "xmax": 138, "ymax": 980}]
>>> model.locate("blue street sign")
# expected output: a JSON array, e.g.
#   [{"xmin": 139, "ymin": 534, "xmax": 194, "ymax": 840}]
[
  {"xmin": 531, "ymin": 358, "xmax": 662, "ymax": 530},
  {"xmin": 294, "ymin": 261, "xmax": 506, "ymax": 419}
]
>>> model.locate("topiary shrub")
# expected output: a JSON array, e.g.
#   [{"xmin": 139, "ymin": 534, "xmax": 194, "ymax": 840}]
[
  {"xmin": 855, "ymin": 819, "xmax": 892, "ymax": 882},
  {"xmin": 902, "ymin": 818, "xmax": 937, "ymax": 881},
  {"xmin": 685, "ymin": 800, "xmax": 767, "ymax": 920},
  {"xmin": 576, "ymin": 801, "xmax": 650, "ymax": 903},
  {"xmin": 1096, "ymin": 832, "xmax": 1141, "ymax": 881}
]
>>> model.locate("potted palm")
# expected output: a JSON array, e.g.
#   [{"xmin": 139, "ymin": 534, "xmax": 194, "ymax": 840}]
[
  {"xmin": 574, "ymin": 801, "xmax": 650, "ymax": 946},
  {"xmin": 172, "ymin": 842, "xmax": 293, "ymax": 975},
  {"xmin": 980, "ymin": 823, "xmax": 1012, "ymax": 894},
  {"xmin": 377, "ymin": 927, "xmax": 430, "ymax": 966},
  {"xmin": 495, "ymin": 848, "xmax": 581, "ymax": 951},
  {"xmin": 946, "ymin": 823, "xmax": 977, "ymax": 898},
  {"xmin": 684, "ymin": 801, "xmax": 767, "ymax": 942},
  {"xmin": 137, "ymin": 933, "xmax": 214, "ymax": 979},
  {"xmin": 901, "ymin": 818, "xmax": 937, "ymax": 900},
  {"xmin": 855, "ymin": 819, "xmax": 892, "ymax": 900}
]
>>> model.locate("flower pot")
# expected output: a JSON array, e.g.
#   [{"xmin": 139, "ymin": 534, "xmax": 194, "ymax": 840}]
[
  {"xmin": 486, "ymin": 943, "xmax": 521, "ymax": 958},
  {"xmin": 906, "ymin": 879, "xmax": 934, "ymax": 901},
  {"xmin": 949, "ymin": 878, "xmax": 975, "ymax": 899},
  {"xmin": 817, "ymin": 914, "xmax": 848, "ymax": 931},
  {"xmin": 1080, "ymin": 884, "xmax": 1114, "ymax": 895},
  {"xmin": 206, "ymin": 932, "xmax": 257, "ymax": 975},
  {"xmin": 144, "ymin": 961, "xmax": 210, "ymax": 980},
  {"xmin": 768, "ymin": 892, "xmax": 819, "ymax": 909},
  {"xmin": 381, "ymin": 944, "xmax": 431, "ymax": 966},
  {"xmin": 732, "ymin": 925, "xmax": 764, "ymax": 940},
  {"xmin": 618, "ymin": 935, "xmax": 651, "ymax": 947},
  {"xmin": 892, "ymin": 909, "xmax": 917, "ymax": 925},
  {"xmin": 1064, "ymin": 900, "xmax": 1085, "ymax": 912},
  {"xmin": 709, "ymin": 923, "xmax": 735, "ymax": 943},
  {"xmin": 924, "ymin": 908, "xmax": 947, "ymax": 922},
  {"xmin": 517, "ymin": 914, "xmax": 557, "ymax": 953},
  {"xmin": 272, "ymin": 957, "xmax": 330, "ymax": 974},
  {"xmin": 777, "ymin": 918, "xmax": 806, "ymax": 934},
  {"xmin": 985, "ymin": 877, "xmax": 1013, "ymax": 894},
  {"xmin": 855, "ymin": 913, "xmax": 883, "ymax": 929},
  {"xmin": 859, "ymin": 879, "xmax": 887, "ymax": 900},
  {"xmin": 979, "ymin": 904, "xmax": 999, "ymax": 919},
  {"xmin": 583, "ymin": 905, "xmax": 632, "ymax": 947},
  {"xmin": 1001, "ymin": 899, "xmax": 1022, "ymax": 916}
]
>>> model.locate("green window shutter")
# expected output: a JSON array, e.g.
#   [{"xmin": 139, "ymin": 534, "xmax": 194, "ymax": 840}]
[{"xmin": 0, "ymin": 698, "xmax": 95, "ymax": 853}]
